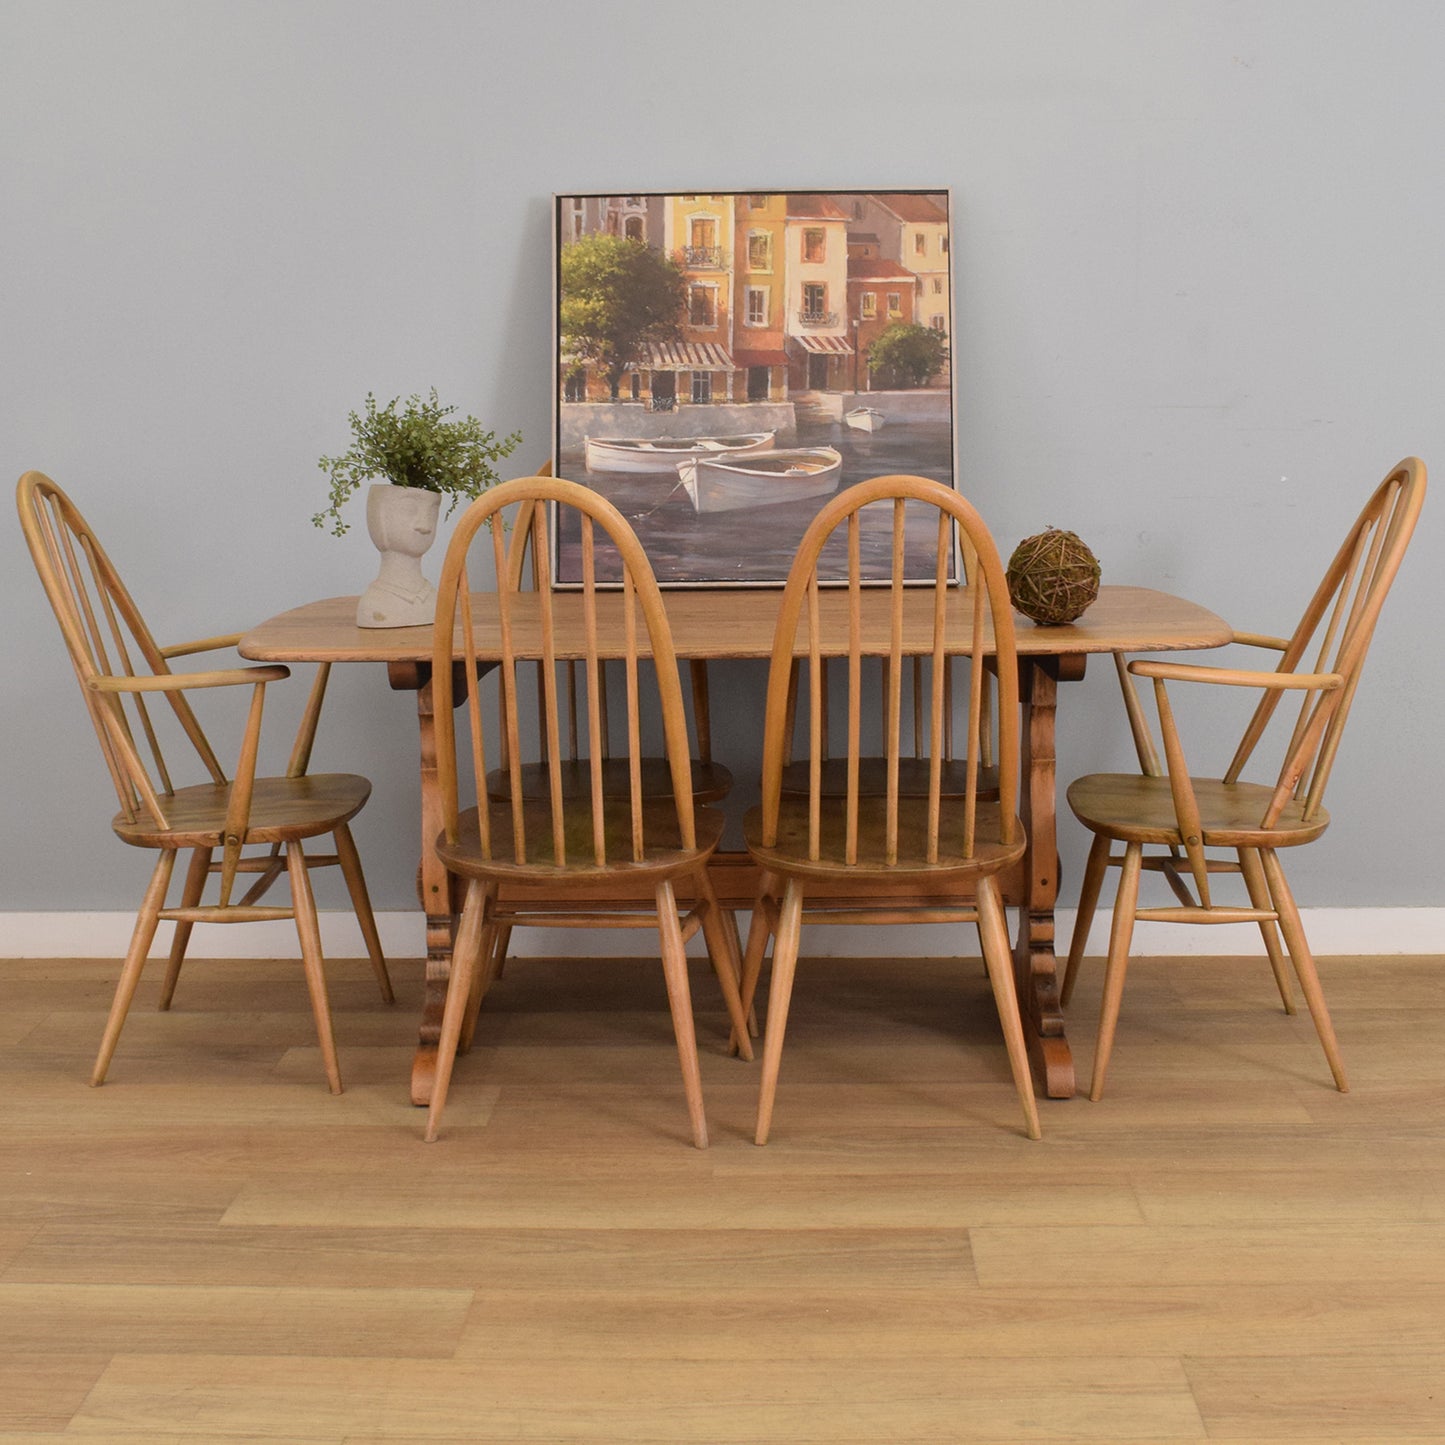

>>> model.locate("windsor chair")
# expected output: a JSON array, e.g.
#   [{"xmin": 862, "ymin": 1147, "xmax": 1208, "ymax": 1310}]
[
  {"xmin": 742, "ymin": 474, "xmax": 1039, "ymax": 1144},
  {"xmin": 17, "ymin": 471, "xmax": 392, "ymax": 1093},
  {"xmin": 423, "ymin": 475, "xmax": 753, "ymax": 1145},
  {"xmin": 1062, "ymin": 458, "xmax": 1426, "ymax": 1100}
]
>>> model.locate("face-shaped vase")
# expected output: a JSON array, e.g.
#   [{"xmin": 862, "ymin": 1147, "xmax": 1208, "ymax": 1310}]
[{"xmin": 366, "ymin": 484, "xmax": 439, "ymax": 558}]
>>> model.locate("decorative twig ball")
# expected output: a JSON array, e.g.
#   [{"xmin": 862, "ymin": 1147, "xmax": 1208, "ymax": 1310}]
[{"xmin": 1006, "ymin": 528, "xmax": 1101, "ymax": 625}]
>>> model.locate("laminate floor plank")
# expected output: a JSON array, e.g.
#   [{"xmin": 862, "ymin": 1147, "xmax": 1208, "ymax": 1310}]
[
  {"xmin": 1185, "ymin": 1353, "xmax": 1445, "ymax": 1437},
  {"xmin": 0, "ymin": 1352, "xmax": 110, "ymax": 1432},
  {"xmin": 69, "ymin": 1353, "xmax": 1206, "ymax": 1441},
  {"xmin": 450, "ymin": 1282, "xmax": 1445, "ymax": 1361},
  {"xmin": 0, "ymin": 1282, "xmax": 471, "ymax": 1357},
  {"xmin": 220, "ymin": 1169, "xmax": 1141, "ymax": 1230},
  {"xmin": 971, "ymin": 1221, "xmax": 1445, "ymax": 1286},
  {"xmin": 3, "ymin": 1223, "xmax": 971, "ymax": 1292}
]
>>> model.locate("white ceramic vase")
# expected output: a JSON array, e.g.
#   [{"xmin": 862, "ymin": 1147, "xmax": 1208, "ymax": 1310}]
[{"xmin": 356, "ymin": 483, "xmax": 442, "ymax": 628}]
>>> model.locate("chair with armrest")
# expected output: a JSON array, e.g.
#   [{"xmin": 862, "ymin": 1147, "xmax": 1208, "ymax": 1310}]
[
  {"xmin": 1061, "ymin": 457, "xmax": 1426, "ymax": 1100},
  {"xmin": 17, "ymin": 470, "xmax": 392, "ymax": 1093},
  {"xmin": 741, "ymin": 474, "xmax": 1039, "ymax": 1144},
  {"xmin": 423, "ymin": 474, "xmax": 753, "ymax": 1146}
]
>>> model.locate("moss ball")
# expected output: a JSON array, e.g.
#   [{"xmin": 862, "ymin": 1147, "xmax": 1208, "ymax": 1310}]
[{"xmin": 1005, "ymin": 528, "xmax": 1101, "ymax": 625}]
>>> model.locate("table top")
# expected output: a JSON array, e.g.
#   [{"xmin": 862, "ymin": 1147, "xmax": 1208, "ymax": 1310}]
[{"xmin": 240, "ymin": 587, "xmax": 1231, "ymax": 665}]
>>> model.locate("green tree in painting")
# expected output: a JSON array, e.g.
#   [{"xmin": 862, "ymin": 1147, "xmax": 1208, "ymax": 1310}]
[
  {"xmin": 867, "ymin": 322, "xmax": 949, "ymax": 389},
  {"xmin": 559, "ymin": 235, "xmax": 687, "ymax": 401}
]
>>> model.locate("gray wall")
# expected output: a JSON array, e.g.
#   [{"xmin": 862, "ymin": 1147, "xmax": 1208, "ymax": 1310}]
[{"xmin": 3, "ymin": 0, "xmax": 1441, "ymax": 920}]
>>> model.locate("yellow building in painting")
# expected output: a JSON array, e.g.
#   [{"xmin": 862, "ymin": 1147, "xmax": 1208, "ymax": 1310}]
[
  {"xmin": 782, "ymin": 194, "xmax": 853, "ymax": 394},
  {"xmin": 658, "ymin": 195, "xmax": 738, "ymax": 406}
]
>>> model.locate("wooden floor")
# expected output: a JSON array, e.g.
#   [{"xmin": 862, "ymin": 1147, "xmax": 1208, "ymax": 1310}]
[{"xmin": 2, "ymin": 947, "xmax": 1444, "ymax": 1443}]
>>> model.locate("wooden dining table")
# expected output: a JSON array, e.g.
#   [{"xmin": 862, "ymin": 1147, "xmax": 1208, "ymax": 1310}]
[{"xmin": 240, "ymin": 585, "xmax": 1230, "ymax": 1104}]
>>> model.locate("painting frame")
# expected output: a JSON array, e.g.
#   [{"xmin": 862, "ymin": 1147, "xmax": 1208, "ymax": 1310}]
[{"xmin": 552, "ymin": 189, "xmax": 958, "ymax": 589}]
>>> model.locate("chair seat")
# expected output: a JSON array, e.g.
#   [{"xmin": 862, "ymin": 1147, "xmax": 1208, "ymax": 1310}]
[
  {"xmin": 487, "ymin": 757, "xmax": 733, "ymax": 807},
  {"xmin": 1067, "ymin": 772, "xmax": 1330, "ymax": 848},
  {"xmin": 744, "ymin": 797, "xmax": 1025, "ymax": 882},
  {"xmin": 780, "ymin": 756, "xmax": 999, "ymax": 801},
  {"xmin": 112, "ymin": 773, "xmax": 373, "ymax": 850},
  {"xmin": 438, "ymin": 797, "xmax": 727, "ymax": 883}
]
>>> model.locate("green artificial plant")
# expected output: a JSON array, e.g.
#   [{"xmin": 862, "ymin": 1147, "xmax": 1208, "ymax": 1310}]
[{"xmin": 313, "ymin": 389, "xmax": 522, "ymax": 536}]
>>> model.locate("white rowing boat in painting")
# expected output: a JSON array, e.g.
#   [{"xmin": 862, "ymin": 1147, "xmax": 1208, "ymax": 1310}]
[
  {"xmin": 584, "ymin": 431, "xmax": 776, "ymax": 473},
  {"xmin": 844, "ymin": 406, "xmax": 885, "ymax": 432},
  {"xmin": 677, "ymin": 446, "xmax": 843, "ymax": 514}
]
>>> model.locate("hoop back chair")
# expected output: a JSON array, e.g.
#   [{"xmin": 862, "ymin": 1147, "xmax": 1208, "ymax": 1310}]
[
  {"xmin": 742, "ymin": 474, "xmax": 1039, "ymax": 1144},
  {"xmin": 424, "ymin": 475, "xmax": 753, "ymax": 1146},
  {"xmin": 1062, "ymin": 457, "xmax": 1426, "ymax": 1101},
  {"xmin": 17, "ymin": 471, "xmax": 392, "ymax": 1093}
]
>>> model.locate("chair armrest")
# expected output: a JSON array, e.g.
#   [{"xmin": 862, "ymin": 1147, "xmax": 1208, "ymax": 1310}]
[
  {"xmin": 158, "ymin": 632, "xmax": 245, "ymax": 659},
  {"xmin": 1230, "ymin": 631, "xmax": 1291, "ymax": 652},
  {"xmin": 88, "ymin": 664, "xmax": 291, "ymax": 693},
  {"xmin": 1129, "ymin": 659, "xmax": 1343, "ymax": 692}
]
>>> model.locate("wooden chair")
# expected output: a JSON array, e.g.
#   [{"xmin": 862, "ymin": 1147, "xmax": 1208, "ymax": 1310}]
[
  {"xmin": 741, "ymin": 474, "xmax": 1039, "ymax": 1144},
  {"xmin": 1061, "ymin": 458, "xmax": 1426, "ymax": 1100},
  {"xmin": 16, "ymin": 471, "xmax": 393, "ymax": 1093},
  {"xmin": 423, "ymin": 475, "xmax": 753, "ymax": 1145}
]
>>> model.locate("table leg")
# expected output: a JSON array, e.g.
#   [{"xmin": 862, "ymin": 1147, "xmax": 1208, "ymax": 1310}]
[
  {"xmin": 409, "ymin": 673, "xmax": 455, "ymax": 1106},
  {"xmin": 1014, "ymin": 656, "xmax": 1077, "ymax": 1098}
]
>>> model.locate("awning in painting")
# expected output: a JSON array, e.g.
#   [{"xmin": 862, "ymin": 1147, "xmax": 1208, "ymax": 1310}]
[
  {"xmin": 639, "ymin": 342, "xmax": 737, "ymax": 371},
  {"xmin": 791, "ymin": 334, "xmax": 855, "ymax": 355}
]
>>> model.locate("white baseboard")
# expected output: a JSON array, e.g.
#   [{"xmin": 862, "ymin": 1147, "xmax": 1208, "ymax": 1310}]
[{"xmin": 1, "ymin": 908, "xmax": 1440, "ymax": 959}]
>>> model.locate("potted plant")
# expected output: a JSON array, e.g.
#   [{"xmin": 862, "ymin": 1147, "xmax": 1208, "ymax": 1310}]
[{"xmin": 313, "ymin": 390, "xmax": 521, "ymax": 628}]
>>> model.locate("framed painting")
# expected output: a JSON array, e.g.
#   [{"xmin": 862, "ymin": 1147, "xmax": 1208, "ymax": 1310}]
[{"xmin": 552, "ymin": 189, "xmax": 957, "ymax": 587}]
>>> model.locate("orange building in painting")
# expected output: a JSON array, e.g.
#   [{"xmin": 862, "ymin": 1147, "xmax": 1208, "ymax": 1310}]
[
  {"xmin": 732, "ymin": 193, "xmax": 789, "ymax": 402},
  {"xmin": 846, "ymin": 235, "xmax": 919, "ymax": 392}
]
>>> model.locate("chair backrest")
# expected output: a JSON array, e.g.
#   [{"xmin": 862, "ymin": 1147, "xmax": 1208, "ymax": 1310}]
[
  {"xmin": 504, "ymin": 464, "xmax": 715, "ymax": 771},
  {"xmin": 1227, "ymin": 457, "xmax": 1425, "ymax": 825},
  {"xmin": 432, "ymin": 475, "xmax": 697, "ymax": 866},
  {"xmin": 758, "ymin": 474, "xmax": 1020, "ymax": 867},
  {"xmin": 16, "ymin": 470, "xmax": 229, "ymax": 828}
]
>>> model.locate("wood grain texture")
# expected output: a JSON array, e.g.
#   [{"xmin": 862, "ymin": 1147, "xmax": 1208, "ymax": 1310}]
[
  {"xmin": 240, "ymin": 585, "xmax": 1232, "ymax": 667},
  {"xmin": 3, "ymin": 950, "xmax": 1442, "ymax": 1442}
]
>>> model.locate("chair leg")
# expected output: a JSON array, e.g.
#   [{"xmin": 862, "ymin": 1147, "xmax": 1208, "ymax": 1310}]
[
  {"xmin": 333, "ymin": 823, "xmax": 394, "ymax": 1004},
  {"xmin": 1061, "ymin": 832, "xmax": 1111, "ymax": 1008},
  {"xmin": 286, "ymin": 842, "xmax": 342, "ymax": 1095},
  {"xmin": 92, "ymin": 850, "xmax": 176, "ymax": 1086},
  {"xmin": 720, "ymin": 904, "xmax": 753, "ymax": 1032},
  {"xmin": 1091, "ymin": 840, "xmax": 1143, "ymax": 1101},
  {"xmin": 695, "ymin": 867, "xmax": 754, "ymax": 1064},
  {"xmin": 655, "ymin": 879, "xmax": 708, "ymax": 1149},
  {"xmin": 459, "ymin": 884, "xmax": 502, "ymax": 1055},
  {"xmin": 1260, "ymin": 849, "xmax": 1349, "ymax": 1093},
  {"xmin": 1238, "ymin": 847, "xmax": 1295, "ymax": 1015},
  {"xmin": 159, "ymin": 846, "xmax": 211, "ymax": 1011},
  {"xmin": 737, "ymin": 870, "xmax": 778, "ymax": 1034},
  {"xmin": 755, "ymin": 877, "xmax": 804, "ymax": 1146},
  {"xmin": 425, "ymin": 879, "xmax": 487, "ymax": 1142},
  {"xmin": 976, "ymin": 874, "xmax": 1042, "ymax": 1140},
  {"xmin": 489, "ymin": 923, "xmax": 513, "ymax": 982}
]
